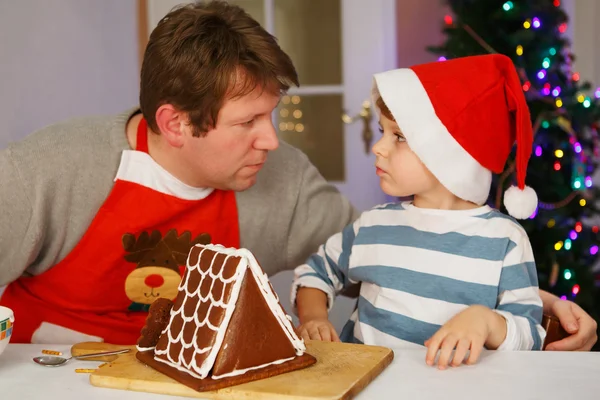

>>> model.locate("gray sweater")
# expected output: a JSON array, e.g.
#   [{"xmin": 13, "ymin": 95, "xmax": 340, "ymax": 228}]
[{"xmin": 0, "ymin": 109, "xmax": 358, "ymax": 286}]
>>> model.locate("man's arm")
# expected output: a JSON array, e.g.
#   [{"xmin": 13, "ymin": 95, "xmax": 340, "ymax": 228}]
[
  {"xmin": 0, "ymin": 148, "xmax": 40, "ymax": 286},
  {"xmin": 285, "ymin": 153, "xmax": 359, "ymax": 272},
  {"xmin": 540, "ymin": 290, "xmax": 598, "ymax": 351},
  {"xmin": 539, "ymin": 289, "xmax": 559, "ymax": 315}
]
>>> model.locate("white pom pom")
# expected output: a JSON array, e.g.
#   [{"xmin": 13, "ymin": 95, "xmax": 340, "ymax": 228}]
[{"xmin": 504, "ymin": 185, "xmax": 538, "ymax": 219}]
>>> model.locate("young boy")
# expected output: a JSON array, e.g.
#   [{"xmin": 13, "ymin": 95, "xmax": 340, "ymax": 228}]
[{"xmin": 292, "ymin": 54, "xmax": 546, "ymax": 369}]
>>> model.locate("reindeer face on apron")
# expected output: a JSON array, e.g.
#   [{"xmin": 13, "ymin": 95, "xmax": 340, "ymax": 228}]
[
  {"xmin": 122, "ymin": 230, "xmax": 212, "ymax": 312},
  {"xmin": 0, "ymin": 119, "xmax": 240, "ymax": 344}
]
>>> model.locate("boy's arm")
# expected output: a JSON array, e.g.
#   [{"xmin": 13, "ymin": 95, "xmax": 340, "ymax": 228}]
[
  {"xmin": 494, "ymin": 231, "xmax": 546, "ymax": 350},
  {"xmin": 291, "ymin": 220, "xmax": 359, "ymax": 314},
  {"xmin": 296, "ymin": 287, "xmax": 329, "ymax": 324},
  {"xmin": 295, "ymin": 287, "xmax": 340, "ymax": 341}
]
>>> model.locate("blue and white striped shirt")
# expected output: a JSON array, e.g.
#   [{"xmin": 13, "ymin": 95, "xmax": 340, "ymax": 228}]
[{"xmin": 292, "ymin": 202, "xmax": 546, "ymax": 350}]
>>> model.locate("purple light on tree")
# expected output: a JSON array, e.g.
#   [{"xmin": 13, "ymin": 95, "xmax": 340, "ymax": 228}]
[{"xmin": 529, "ymin": 207, "xmax": 538, "ymax": 219}]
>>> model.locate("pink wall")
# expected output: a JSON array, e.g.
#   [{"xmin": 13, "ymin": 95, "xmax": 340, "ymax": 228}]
[{"xmin": 396, "ymin": 0, "xmax": 449, "ymax": 68}]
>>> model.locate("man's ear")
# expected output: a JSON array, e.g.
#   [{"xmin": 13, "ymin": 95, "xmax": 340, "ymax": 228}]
[{"xmin": 154, "ymin": 104, "xmax": 188, "ymax": 148}]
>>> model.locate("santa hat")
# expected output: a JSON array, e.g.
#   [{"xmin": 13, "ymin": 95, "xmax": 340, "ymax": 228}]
[{"xmin": 372, "ymin": 54, "xmax": 537, "ymax": 219}]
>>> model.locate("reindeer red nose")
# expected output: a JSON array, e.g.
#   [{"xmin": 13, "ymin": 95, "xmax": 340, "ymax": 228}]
[{"xmin": 145, "ymin": 274, "xmax": 164, "ymax": 288}]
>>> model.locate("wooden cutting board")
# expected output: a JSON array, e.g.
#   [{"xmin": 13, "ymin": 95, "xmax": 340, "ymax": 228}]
[{"xmin": 75, "ymin": 340, "xmax": 393, "ymax": 400}]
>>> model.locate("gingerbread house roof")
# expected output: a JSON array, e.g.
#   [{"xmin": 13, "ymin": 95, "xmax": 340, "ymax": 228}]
[{"xmin": 152, "ymin": 244, "xmax": 305, "ymax": 380}]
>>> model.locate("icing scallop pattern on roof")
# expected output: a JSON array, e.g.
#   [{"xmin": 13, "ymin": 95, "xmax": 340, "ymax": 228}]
[{"xmin": 154, "ymin": 244, "xmax": 305, "ymax": 380}]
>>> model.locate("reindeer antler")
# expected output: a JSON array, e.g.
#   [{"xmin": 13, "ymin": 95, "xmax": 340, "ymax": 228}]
[
  {"xmin": 192, "ymin": 232, "xmax": 212, "ymax": 246},
  {"xmin": 122, "ymin": 230, "xmax": 163, "ymax": 262},
  {"xmin": 162, "ymin": 229, "xmax": 212, "ymax": 265}
]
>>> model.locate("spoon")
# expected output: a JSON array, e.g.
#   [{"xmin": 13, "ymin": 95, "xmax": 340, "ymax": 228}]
[{"xmin": 33, "ymin": 348, "xmax": 131, "ymax": 367}]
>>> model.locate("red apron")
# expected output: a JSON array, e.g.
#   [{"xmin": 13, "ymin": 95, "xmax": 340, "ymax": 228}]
[{"xmin": 1, "ymin": 118, "xmax": 240, "ymax": 344}]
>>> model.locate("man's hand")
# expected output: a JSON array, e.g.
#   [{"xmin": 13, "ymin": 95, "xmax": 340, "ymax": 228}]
[
  {"xmin": 545, "ymin": 299, "xmax": 598, "ymax": 351},
  {"xmin": 425, "ymin": 305, "xmax": 506, "ymax": 369},
  {"xmin": 296, "ymin": 318, "xmax": 340, "ymax": 342}
]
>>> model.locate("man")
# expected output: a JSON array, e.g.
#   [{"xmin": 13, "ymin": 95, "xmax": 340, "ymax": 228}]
[{"xmin": 0, "ymin": 1, "xmax": 595, "ymax": 350}]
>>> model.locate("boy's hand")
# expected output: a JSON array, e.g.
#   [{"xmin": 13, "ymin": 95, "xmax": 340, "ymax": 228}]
[
  {"xmin": 424, "ymin": 305, "xmax": 506, "ymax": 369},
  {"xmin": 296, "ymin": 287, "xmax": 339, "ymax": 341},
  {"xmin": 296, "ymin": 318, "xmax": 340, "ymax": 342}
]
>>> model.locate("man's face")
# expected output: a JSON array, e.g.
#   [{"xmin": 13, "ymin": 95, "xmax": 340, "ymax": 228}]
[{"xmin": 180, "ymin": 87, "xmax": 280, "ymax": 191}]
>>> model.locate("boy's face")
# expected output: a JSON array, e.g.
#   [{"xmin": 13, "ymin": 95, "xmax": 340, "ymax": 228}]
[
  {"xmin": 372, "ymin": 113, "xmax": 438, "ymax": 197},
  {"xmin": 179, "ymin": 86, "xmax": 281, "ymax": 191}
]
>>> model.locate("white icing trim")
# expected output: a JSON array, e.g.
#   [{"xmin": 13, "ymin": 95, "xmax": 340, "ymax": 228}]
[
  {"xmin": 153, "ymin": 244, "xmax": 305, "ymax": 380},
  {"xmin": 136, "ymin": 345, "xmax": 155, "ymax": 352},
  {"xmin": 372, "ymin": 69, "xmax": 492, "ymax": 205},
  {"xmin": 115, "ymin": 150, "xmax": 214, "ymax": 201},
  {"xmin": 211, "ymin": 355, "xmax": 296, "ymax": 380}
]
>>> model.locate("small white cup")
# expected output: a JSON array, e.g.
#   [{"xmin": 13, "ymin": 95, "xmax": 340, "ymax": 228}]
[{"xmin": 0, "ymin": 306, "xmax": 14, "ymax": 357}]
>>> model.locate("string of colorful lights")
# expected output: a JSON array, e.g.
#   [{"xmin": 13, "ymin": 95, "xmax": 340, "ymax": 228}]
[{"xmin": 436, "ymin": 0, "xmax": 600, "ymax": 300}]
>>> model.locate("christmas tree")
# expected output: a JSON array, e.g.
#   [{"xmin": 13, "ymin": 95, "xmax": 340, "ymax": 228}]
[{"xmin": 429, "ymin": 0, "xmax": 600, "ymax": 335}]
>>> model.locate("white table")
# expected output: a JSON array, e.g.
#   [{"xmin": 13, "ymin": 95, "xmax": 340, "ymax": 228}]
[{"xmin": 1, "ymin": 344, "xmax": 599, "ymax": 399}]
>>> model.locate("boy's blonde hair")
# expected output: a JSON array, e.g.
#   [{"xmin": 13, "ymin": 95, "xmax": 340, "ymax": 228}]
[{"xmin": 376, "ymin": 96, "xmax": 395, "ymax": 122}]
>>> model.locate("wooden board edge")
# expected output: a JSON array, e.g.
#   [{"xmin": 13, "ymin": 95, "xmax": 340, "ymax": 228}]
[
  {"xmin": 340, "ymin": 347, "xmax": 394, "ymax": 400},
  {"xmin": 90, "ymin": 374, "xmax": 205, "ymax": 399},
  {"xmin": 88, "ymin": 343, "xmax": 395, "ymax": 400},
  {"xmin": 89, "ymin": 373, "xmax": 323, "ymax": 400}
]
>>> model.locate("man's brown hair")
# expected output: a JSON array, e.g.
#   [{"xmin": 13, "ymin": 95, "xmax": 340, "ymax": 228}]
[{"xmin": 139, "ymin": 0, "xmax": 299, "ymax": 136}]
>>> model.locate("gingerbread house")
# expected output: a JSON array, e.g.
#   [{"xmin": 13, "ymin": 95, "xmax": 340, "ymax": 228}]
[{"xmin": 136, "ymin": 244, "xmax": 315, "ymax": 391}]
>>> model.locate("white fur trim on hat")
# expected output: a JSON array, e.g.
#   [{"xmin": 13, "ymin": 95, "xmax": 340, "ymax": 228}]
[
  {"xmin": 504, "ymin": 185, "xmax": 538, "ymax": 219},
  {"xmin": 372, "ymin": 69, "xmax": 491, "ymax": 205}
]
